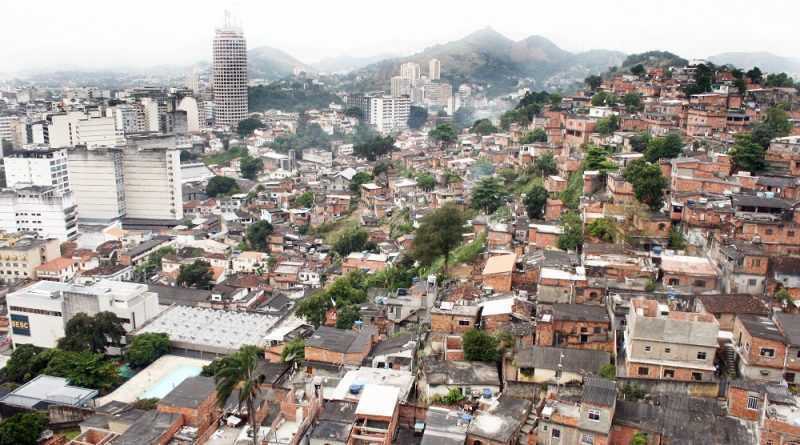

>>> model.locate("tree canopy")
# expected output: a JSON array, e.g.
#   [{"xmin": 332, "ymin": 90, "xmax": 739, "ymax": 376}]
[
  {"xmin": 729, "ymin": 133, "xmax": 766, "ymax": 173},
  {"xmin": 471, "ymin": 177, "xmax": 510, "ymax": 214},
  {"xmin": 463, "ymin": 329, "xmax": 500, "ymax": 362},
  {"xmin": 585, "ymin": 75, "xmax": 602, "ymax": 91},
  {"xmin": 412, "ymin": 202, "xmax": 467, "ymax": 276},
  {"xmin": 408, "ymin": 106, "xmax": 428, "ymax": 129},
  {"xmin": 471, "ymin": 118, "xmax": 498, "ymax": 135},
  {"xmin": 558, "ymin": 211, "xmax": 584, "ymax": 251},
  {"xmin": 429, "ymin": 123, "xmax": 458, "ymax": 146},
  {"xmin": 524, "ymin": 185, "xmax": 548, "ymax": 219},
  {"xmin": 354, "ymin": 135, "xmax": 395, "ymax": 161},
  {"xmin": 644, "ymin": 132, "xmax": 683, "ymax": 162},
  {"xmin": 237, "ymin": 118, "xmax": 263, "ymax": 138},
  {"xmin": 206, "ymin": 176, "xmax": 240, "ymax": 197},
  {"xmin": 0, "ymin": 412, "xmax": 48, "ymax": 445},
  {"xmin": 531, "ymin": 152, "xmax": 558, "ymax": 177},
  {"xmin": 239, "ymin": 155, "xmax": 264, "ymax": 180},
  {"xmin": 127, "ymin": 333, "xmax": 171, "ymax": 368},
  {"xmin": 520, "ymin": 128, "xmax": 548, "ymax": 144},
  {"xmin": 177, "ymin": 260, "xmax": 214, "ymax": 289},
  {"xmin": 623, "ymin": 159, "xmax": 669, "ymax": 211},
  {"xmin": 751, "ymin": 105, "xmax": 792, "ymax": 148},
  {"xmin": 43, "ymin": 349, "xmax": 121, "ymax": 392},
  {"xmin": 416, "ymin": 173, "xmax": 436, "ymax": 192},
  {"xmin": 333, "ymin": 227, "xmax": 370, "ymax": 257},
  {"xmin": 57, "ymin": 311, "xmax": 126, "ymax": 353},
  {"xmin": 246, "ymin": 220, "xmax": 274, "ymax": 252}
]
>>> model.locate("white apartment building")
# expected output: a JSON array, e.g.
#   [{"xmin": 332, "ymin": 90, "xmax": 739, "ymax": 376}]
[
  {"xmin": 112, "ymin": 104, "xmax": 145, "ymax": 134},
  {"xmin": 49, "ymin": 111, "xmax": 124, "ymax": 148},
  {"xmin": 6, "ymin": 280, "xmax": 161, "ymax": 349},
  {"xmin": 212, "ymin": 16, "xmax": 248, "ymax": 128},
  {"xmin": 429, "ymin": 58, "xmax": 441, "ymax": 80},
  {"xmin": 68, "ymin": 134, "xmax": 183, "ymax": 223},
  {"xmin": 423, "ymin": 82, "xmax": 453, "ymax": 108},
  {"xmin": 400, "ymin": 62, "xmax": 421, "ymax": 82},
  {"xmin": 4, "ymin": 148, "xmax": 70, "ymax": 195},
  {"xmin": 368, "ymin": 95, "xmax": 410, "ymax": 134},
  {"xmin": 391, "ymin": 76, "xmax": 412, "ymax": 98},
  {"xmin": 0, "ymin": 115, "xmax": 24, "ymax": 149},
  {"xmin": 0, "ymin": 186, "xmax": 78, "ymax": 241}
]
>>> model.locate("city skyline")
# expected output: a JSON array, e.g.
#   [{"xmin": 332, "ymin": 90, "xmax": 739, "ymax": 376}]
[{"xmin": 1, "ymin": 0, "xmax": 799, "ymax": 73}]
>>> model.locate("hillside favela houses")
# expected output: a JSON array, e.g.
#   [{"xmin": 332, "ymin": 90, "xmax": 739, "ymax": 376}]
[{"xmin": 1, "ymin": 7, "xmax": 800, "ymax": 445}]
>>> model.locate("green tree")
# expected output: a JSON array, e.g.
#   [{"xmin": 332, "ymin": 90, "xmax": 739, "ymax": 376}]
[
  {"xmin": 585, "ymin": 75, "xmax": 602, "ymax": 91},
  {"xmin": 623, "ymin": 159, "xmax": 668, "ymax": 211},
  {"xmin": 629, "ymin": 132, "xmax": 651, "ymax": 153},
  {"xmin": 765, "ymin": 72, "xmax": 795, "ymax": 87},
  {"xmin": 587, "ymin": 218, "xmax": 617, "ymax": 242},
  {"xmin": 212, "ymin": 346, "xmax": 266, "ymax": 445},
  {"xmin": 237, "ymin": 118, "xmax": 263, "ymax": 138},
  {"xmin": 630, "ymin": 432, "xmax": 648, "ymax": 445},
  {"xmin": 206, "ymin": 176, "xmax": 240, "ymax": 197},
  {"xmin": 335, "ymin": 304, "xmax": 362, "ymax": 329},
  {"xmin": 132, "ymin": 398, "xmax": 160, "ymax": 410},
  {"xmin": 0, "ymin": 412, "xmax": 48, "ymax": 445},
  {"xmin": 746, "ymin": 67, "xmax": 763, "ymax": 84},
  {"xmin": 524, "ymin": 185, "xmax": 548, "ymax": 219},
  {"xmin": 127, "ymin": 333, "xmax": 171, "ymax": 368},
  {"xmin": 44, "ymin": 349, "xmax": 121, "ymax": 392},
  {"xmin": 531, "ymin": 152, "xmax": 558, "ymax": 177},
  {"xmin": 584, "ymin": 145, "xmax": 616, "ymax": 174},
  {"xmin": 349, "ymin": 171, "xmax": 373, "ymax": 195},
  {"xmin": 354, "ymin": 135, "xmax": 395, "ymax": 161},
  {"xmin": 280, "ymin": 338, "xmax": 305, "ymax": 363},
  {"xmin": 177, "ymin": 260, "xmax": 214, "ymax": 289},
  {"xmin": 595, "ymin": 115, "xmax": 620, "ymax": 135},
  {"xmin": 333, "ymin": 227, "xmax": 369, "ymax": 256},
  {"xmin": 239, "ymin": 155, "xmax": 264, "ymax": 180},
  {"xmin": 57, "ymin": 311, "xmax": 125, "ymax": 354},
  {"xmin": 591, "ymin": 91, "xmax": 617, "ymax": 106},
  {"xmin": 471, "ymin": 119, "xmax": 498, "ymax": 135},
  {"xmin": 295, "ymin": 293, "xmax": 331, "ymax": 327},
  {"xmin": 751, "ymin": 105, "xmax": 792, "ymax": 148},
  {"xmin": 599, "ymin": 363, "xmax": 616, "ymax": 379},
  {"xmin": 471, "ymin": 177, "xmax": 510, "ymax": 214},
  {"xmin": 462, "ymin": 329, "xmax": 500, "ymax": 362},
  {"xmin": 408, "ymin": 106, "xmax": 428, "ymax": 129},
  {"xmin": 668, "ymin": 228, "xmax": 687, "ymax": 250},
  {"xmin": 429, "ymin": 123, "xmax": 458, "ymax": 146},
  {"xmin": 622, "ymin": 92, "xmax": 643, "ymax": 112},
  {"xmin": 630, "ymin": 64, "xmax": 646, "ymax": 76},
  {"xmin": 644, "ymin": 132, "xmax": 683, "ymax": 162},
  {"xmin": 729, "ymin": 133, "xmax": 766, "ymax": 173},
  {"xmin": 413, "ymin": 202, "xmax": 467, "ymax": 276},
  {"xmin": 550, "ymin": 93, "xmax": 563, "ymax": 108},
  {"xmin": 296, "ymin": 191, "xmax": 315, "ymax": 208},
  {"xmin": 1, "ymin": 344, "xmax": 51, "ymax": 384},
  {"xmin": 416, "ymin": 173, "xmax": 436, "ymax": 192},
  {"xmin": 558, "ymin": 211, "xmax": 584, "ymax": 251},
  {"xmin": 344, "ymin": 107, "xmax": 363, "ymax": 119},
  {"xmin": 246, "ymin": 220, "xmax": 274, "ymax": 252},
  {"xmin": 520, "ymin": 128, "xmax": 548, "ymax": 144}
]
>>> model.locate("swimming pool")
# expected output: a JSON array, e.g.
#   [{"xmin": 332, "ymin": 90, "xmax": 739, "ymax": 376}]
[{"xmin": 140, "ymin": 365, "xmax": 203, "ymax": 399}]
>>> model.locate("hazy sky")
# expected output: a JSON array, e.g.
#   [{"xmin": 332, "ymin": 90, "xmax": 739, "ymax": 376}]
[{"xmin": 2, "ymin": 0, "xmax": 798, "ymax": 72}]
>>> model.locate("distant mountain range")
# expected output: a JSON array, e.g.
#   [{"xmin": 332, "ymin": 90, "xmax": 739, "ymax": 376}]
[
  {"xmin": 341, "ymin": 27, "xmax": 626, "ymax": 95},
  {"xmin": 708, "ymin": 51, "xmax": 800, "ymax": 75},
  {"xmin": 311, "ymin": 53, "xmax": 398, "ymax": 74},
  {"xmin": 248, "ymin": 46, "xmax": 310, "ymax": 79}
]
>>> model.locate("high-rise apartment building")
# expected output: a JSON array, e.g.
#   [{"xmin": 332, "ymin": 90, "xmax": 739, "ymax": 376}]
[
  {"xmin": 368, "ymin": 95, "xmax": 410, "ymax": 134},
  {"xmin": 400, "ymin": 62, "xmax": 421, "ymax": 82},
  {"xmin": 429, "ymin": 59, "xmax": 441, "ymax": 80},
  {"xmin": 4, "ymin": 148, "xmax": 70, "ymax": 195},
  {"xmin": 48, "ymin": 111, "xmax": 123, "ymax": 149},
  {"xmin": 390, "ymin": 76, "xmax": 412, "ymax": 98},
  {"xmin": 68, "ymin": 134, "xmax": 183, "ymax": 223},
  {"xmin": 212, "ymin": 14, "xmax": 248, "ymax": 129},
  {"xmin": 0, "ymin": 186, "xmax": 78, "ymax": 241}
]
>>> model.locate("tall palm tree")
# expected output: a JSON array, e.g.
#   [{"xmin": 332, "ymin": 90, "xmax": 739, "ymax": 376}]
[{"xmin": 213, "ymin": 346, "xmax": 265, "ymax": 445}]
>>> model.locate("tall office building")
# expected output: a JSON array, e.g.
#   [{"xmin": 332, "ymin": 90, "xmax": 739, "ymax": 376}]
[
  {"xmin": 429, "ymin": 59, "xmax": 441, "ymax": 80},
  {"xmin": 212, "ymin": 12, "xmax": 248, "ymax": 129}
]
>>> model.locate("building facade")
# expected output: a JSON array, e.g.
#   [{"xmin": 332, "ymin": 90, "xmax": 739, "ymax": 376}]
[{"xmin": 212, "ymin": 16, "xmax": 248, "ymax": 128}]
